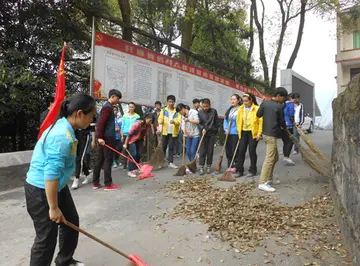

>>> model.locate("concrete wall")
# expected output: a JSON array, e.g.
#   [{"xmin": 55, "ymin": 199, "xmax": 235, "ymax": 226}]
[
  {"xmin": 280, "ymin": 69, "xmax": 316, "ymax": 120},
  {"xmin": 332, "ymin": 75, "xmax": 360, "ymax": 264},
  {"xmin": 0, "ymin": 150, "xmax": 32, "ymax": 192}
]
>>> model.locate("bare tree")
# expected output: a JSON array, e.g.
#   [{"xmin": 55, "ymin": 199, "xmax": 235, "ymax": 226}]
[
  {"xmin": 180, "ymin": 0, "xmax": 197, "ymax": 62},
  {"xmin": 118, "ymin": 0, "xmax": 132, "ymax": 42}
]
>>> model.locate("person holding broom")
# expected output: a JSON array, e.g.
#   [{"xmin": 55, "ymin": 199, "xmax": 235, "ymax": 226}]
[
  {"xmin": 157, "ymin": 95, "xmax": 181, "ymax": 169},
  {"xmin": 177, "ymin": 103, "xmax": 200, "ymax": 174},
  {"xmin": 92, "ymin": 89, "xmax": 122, "ymax": 191},
  {"xmin": 25, "ymin": 93, "xmax": 97, "ymax": 266},
  {"xmin": 198, "ymin": 98, "xmax": 221, "ymax": 175},
  {"xmin": 223, "ymin": 94, "xmax": 242, "ymax": 168},
  {"xmin": 123, "ymin": 114, "xmax": 153, "ymax": 178},
  {"xmin": 256, "ymin": 87, "xmax": 288, "ymax": 192},
  {"xmin": 235, "ymin": 93, "xmax": 262, "ymax": 178}
]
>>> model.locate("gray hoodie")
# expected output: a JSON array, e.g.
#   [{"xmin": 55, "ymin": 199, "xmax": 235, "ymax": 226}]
[{"xmin": 181, "ymin": 109, "xmax": 200, "ymax": 138}]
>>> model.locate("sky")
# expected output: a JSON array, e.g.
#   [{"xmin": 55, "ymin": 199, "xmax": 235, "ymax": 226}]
[{"xmin": 252, "ymin": 3, "xmax": 337, "ymax": 126}]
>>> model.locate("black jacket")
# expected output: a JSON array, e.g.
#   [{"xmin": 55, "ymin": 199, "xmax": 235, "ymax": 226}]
[{"xmin": 198, "ymin": 108, "xmax": 220, "ymax": 136}]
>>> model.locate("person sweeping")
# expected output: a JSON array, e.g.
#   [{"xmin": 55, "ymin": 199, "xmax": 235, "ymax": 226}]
[
  {"xmin": 25, "ymin": 93, "xmax": 97, "ymax": 266},
  {"xmin": 177, "ymin": 103, "xmax": 200, "ymax": 175},
  {"xmin": 223, "ymin": 94, "xmax": 242, "ymax": 169},
  {"xmin": 235, "ymin": 93, "xmax": 262, "ymax": 178},
  {"xmin": 123, "ymin": 114, "xmax": 153, "ymax": 178},
  {"xmin": 198, "ymin": 98, "xmax": 220, "ymax": 175},
  {"xmin": 256, "ymin": 87, "xmax": 288, "ymax": 192}
]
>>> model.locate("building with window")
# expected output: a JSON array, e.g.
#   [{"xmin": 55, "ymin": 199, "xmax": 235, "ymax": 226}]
[{"xmin": 336, "ymin": 6, "xmax": 360, "ymax": 95}]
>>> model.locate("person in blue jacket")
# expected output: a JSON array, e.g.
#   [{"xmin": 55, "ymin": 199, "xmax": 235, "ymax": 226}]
[
  {"xmin": 281, "ymin": 96, "xmax": 296, "ymax": 165},
  {"xmin": 223, "ymin": 94, "xmax": 242, "ymax": 168},
  {"xmin": 120, "ymin": 102, "xmax": 140, "ymax": 170},
  {"xmin": 25, "ymin": 93, "xmax": 96, "ymax": 266}
]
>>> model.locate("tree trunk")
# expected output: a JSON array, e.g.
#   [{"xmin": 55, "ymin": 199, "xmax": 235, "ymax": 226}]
[
  {"xmin": 286, "ymin": 0, "xmax": 307, "ymax": 69},
  {"xmin": 118, "ymin": 0, "xmax": 132, "ymax": 42},
  {"xmin": 180, "ymin": 0, "xmax": 196, "ymax": 62},
  {"xmin": 246, "ymin": 2, "xmax": 255, "ymax": 83},
  {"xmin": 252, "ymin": 0, "xmax": 269, "ymax": 86}
]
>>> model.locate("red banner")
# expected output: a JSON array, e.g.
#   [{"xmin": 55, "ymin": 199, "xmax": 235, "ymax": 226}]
[{"xmin": 38, "ymin": 43, "xmax": 66, "ymax": 140}]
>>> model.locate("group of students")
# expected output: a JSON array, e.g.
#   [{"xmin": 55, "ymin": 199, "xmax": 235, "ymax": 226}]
[{"xmin": 24, "ymin": 86, "xmax": 305, "ymax": 265}]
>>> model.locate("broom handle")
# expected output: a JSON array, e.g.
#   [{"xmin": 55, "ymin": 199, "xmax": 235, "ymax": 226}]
[
  {"xmin": 125, "ymin": 149, "xmax": 141, "ymax": 170},
  {"xmin": 220, "ymin": 118, "xmax": 233, "ymax": 156},
  {"xmin": 229, "ymin": 138, "xmax": 240, "ymax": 167},
  {"xmin": 63, "ymin": 219, "xmax": 130, "ymax": 260},
  {"xmin": 195, "ymin": 134, "xmax": 206, "ymax": 157},
  {"xmin": 104, "ymin": 144, "xmax": 137, "ymax": 165}
]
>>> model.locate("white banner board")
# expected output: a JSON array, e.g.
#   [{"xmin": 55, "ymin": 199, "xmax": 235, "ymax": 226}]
[{"xmin": 94, "ymin": 32, "xmax": 269, "ymax": 116}]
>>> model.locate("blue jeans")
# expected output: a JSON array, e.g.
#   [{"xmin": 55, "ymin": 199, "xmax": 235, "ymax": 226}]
[
  {"xmin": 128, "ymin": 140, "xmax": 142, "ymax": 171},
  {"xmin": 186, "ymin": 137, "xmax": 200, "ymax": 162}
]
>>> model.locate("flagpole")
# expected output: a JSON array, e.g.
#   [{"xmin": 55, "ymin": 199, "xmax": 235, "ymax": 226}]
[{"xmin": 89, "ymin": 16, "xmax": 96, "ymax": 96}]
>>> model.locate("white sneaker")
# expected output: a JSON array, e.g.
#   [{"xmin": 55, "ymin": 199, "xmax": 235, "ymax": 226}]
[
  {"xmin": 82, "ymin": 175, "xmax": 92, "ymax": 185},
  {"xmin": 185, "ymin": 168, "xmax": 191, "ymax": 175},
  {"xmin": 292, "ymin": 150, "xmax": 299, "ymax": 155},
  {"xmin": 168, "ymin": 163, "xmax": 178, "ymax": 169},
  {"xmin": 127, "ymin": 171, "xmax": 137, "ymax": 178},
  {"xmin": 71, "ymin": 179, "xmax": 79, "ymax": 190},
  {"xmin": 258, "ymin": 183, "xmax": 276, "ymax": 192},
  {"xmin": 283, "ymin": 157, "xmax": 295, "ymax": 166}
]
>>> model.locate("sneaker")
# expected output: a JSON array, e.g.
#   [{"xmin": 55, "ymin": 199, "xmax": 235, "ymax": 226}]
[
  {"xmin": 71, "ymin": 178, "xmax": 79, "ymax": 190},
  {"xmin": 185, "ymin": 168, "xmax": 191, "ymax": 175},
  {"xmin": 199, "ymin": 166, "xmax": 204, "ymax": 176},
  {"xmin": 206, "ymin": 166, "xmax": 211, "ymax": 174},
  {"xmin": 168, "ymin": 163, "xmax": 178, "ymax": 169},
  {"xmin": 127, "ymin": 171, "xmax": 137, "ymax": 178},
  {"xmin": 292, "ymin": 150, "xmax": 299, "ymax": 155},
  {"xmin": 258, "ymin": 183, "xmax": 276, "ymax": 192},
  {"xmin": 235, "ymin": 172, "xmax": 244, "ymax": 178},
  {"xmin": 283, "ymin": 157, "xmax": 295, "ymax": 166},
  {"xmin": 82, "ymin": 175, "xmax": 92, "ymax": 185},
  {"xmin": 279, "ymin": 151, "xmax": 283, "ymax": 155},
  {"xmin": 104, "ymin": 183, "xmax": 121, "ymax": 191},
  {"xmin": 267, "ymin": 179, "xmax": 281, "ymax": 185},
  {"xmin": 246, "ymin": 172, "xmax": 256, "ymax": 178},
  {"xmin": 69, "ymin": 259, "xmax": 85, "ymax": 266},
  {"xmin": 112, "ymin": 162, "xmax": 118, "ymax": 168},
  {"xmin": 92, "ymin": 184, "xmax": 101, "ymax": 190}
]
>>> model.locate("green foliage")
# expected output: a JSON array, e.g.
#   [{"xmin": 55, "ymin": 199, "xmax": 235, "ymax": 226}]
[
  {"xmin": 0, "ymin": 0, "xmax": 111, "ymax": 152},
  {"xmin": 189, "ymin": 0, "xmax": 251, "ymax": 81}
]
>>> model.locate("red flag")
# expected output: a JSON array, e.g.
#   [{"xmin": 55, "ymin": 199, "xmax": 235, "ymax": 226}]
[{"xmin": 38, "ymin": 43, "xmax": 67, "ymax": 140}]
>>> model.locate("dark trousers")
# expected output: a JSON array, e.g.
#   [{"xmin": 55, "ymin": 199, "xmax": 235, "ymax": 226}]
[
  {"xmin": 281, "ymin": 128, "xmax": 294, "ymax": 157},
  {"xmin": 93, "ymin": 138, "xmax": 114, "ymax": 186},
  {"xmin": 113, "ymin": 139, "xmax": 123, "ymax": 162},
  {"xmin": 25, "ymin": 182, "xmax": 79, "ymax": 266},
  {"xmin": 128, "ymin": 140, "xmax": 142, "ymax": 171},
  {"xmin": 75, "ymin": 134, "xmax": 90, "ymax": 179},
  {"xmin": 236, "ymin": 131, "xmax": 259, "ymax": 174},
  {"xmin": 199, "ymin": 135, "xmax": 216, "ymax": 166},
  {"xmin": 226, "ymin": 134, "xmax": 239, "ymax": 167},
  {"xmin": 163, "ymin": 134, "xmax": 175, "ymax": 163}
]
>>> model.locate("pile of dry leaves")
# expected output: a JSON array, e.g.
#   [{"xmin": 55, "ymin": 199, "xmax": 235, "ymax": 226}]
[{"xmin": 162, "ymin": 178, "xmax": 349, "ymax": 261}]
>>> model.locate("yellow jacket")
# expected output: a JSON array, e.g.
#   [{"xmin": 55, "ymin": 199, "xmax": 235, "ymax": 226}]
[
  {"xmin": 236, "ymin": 104, "xmax": 263, "ymax": 139},
  {"xmin": 158, "ymin": 107, "xmax": 181, "ymax": 137}
]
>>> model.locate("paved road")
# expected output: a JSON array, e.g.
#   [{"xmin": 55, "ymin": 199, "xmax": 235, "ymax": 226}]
[{"xmin": 0, "ymin": 131, "xmax": 343, "ymax": 266}]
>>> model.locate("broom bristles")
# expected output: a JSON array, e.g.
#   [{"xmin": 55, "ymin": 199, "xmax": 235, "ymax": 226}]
[
  {"xmin": 299, "ymin": 146, "xmax": 331, "ymax": 177},
  {"xmin": 215, "ymin": 156, "xmax": 223, "ymax": 172},
  {"xmin": 218, "ymin": 171, "xmax": 236, "ymax": 182},
  {"xmin": 174, "ymin": 166, "xmax": 186, "ymax": 176},
  {"xmin": 296, "ymin": 128, "xmax": 328, "ymax": 161},
  {"xmin": 187, "ymin": 160, "xmax": 197, "ymax": 174}
]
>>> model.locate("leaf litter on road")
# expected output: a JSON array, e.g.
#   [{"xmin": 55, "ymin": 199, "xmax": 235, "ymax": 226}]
[{"xmin": 162, "ymin": 177, "xmax": 351, "ymax": 263}]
